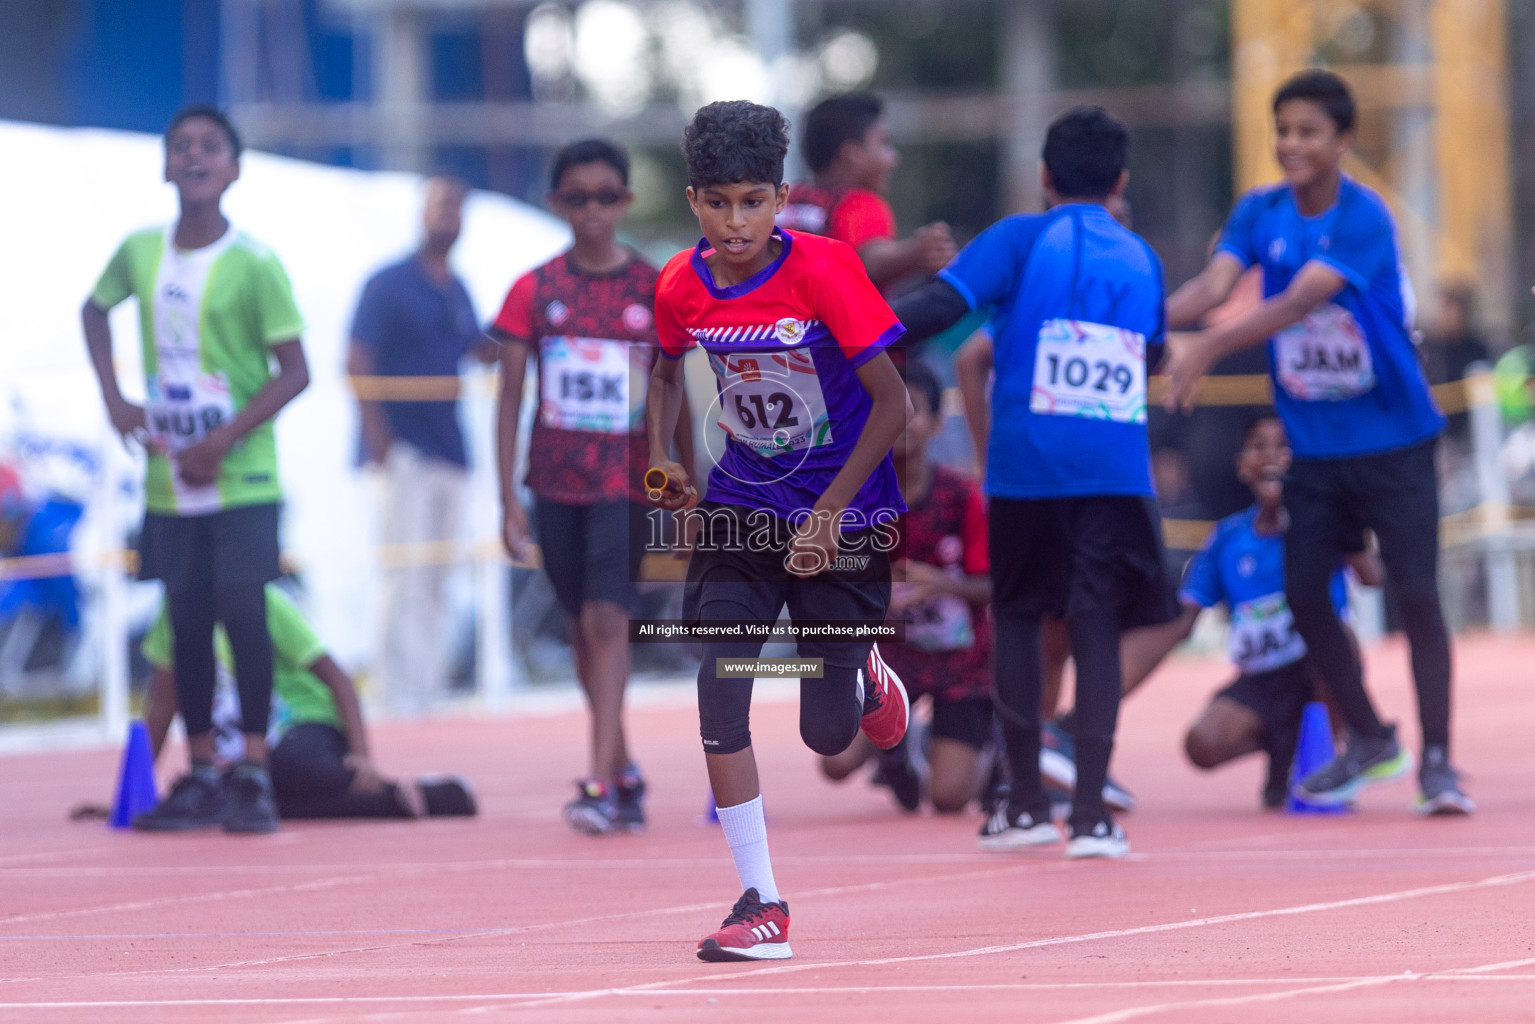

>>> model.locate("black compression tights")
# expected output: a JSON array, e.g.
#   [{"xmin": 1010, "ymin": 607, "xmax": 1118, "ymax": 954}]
[
  {"xmin": 167, "ymin": 581, "xmax": 274, "ymax": 739},
  {"xmin": 696, "ymin": 638, "xmax": 863, "ymax": 756},
  {"xmin": 993, "ymin": 607, "xmax": 1123, "ymax": 826}
]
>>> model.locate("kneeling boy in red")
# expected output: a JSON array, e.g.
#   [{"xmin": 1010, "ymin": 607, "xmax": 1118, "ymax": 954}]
[
  {"xmin": 647, "ymin": 100, "xmax": 910, "ymax": 961},
  {"xmin": 819, "ymin": 363, "xmax": 994, "ymax": 813}
]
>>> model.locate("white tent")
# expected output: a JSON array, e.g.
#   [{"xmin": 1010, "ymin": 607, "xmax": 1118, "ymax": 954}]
[{"xmin": 0, "ymin": 119, "xmax": 571, "ymax": 673}]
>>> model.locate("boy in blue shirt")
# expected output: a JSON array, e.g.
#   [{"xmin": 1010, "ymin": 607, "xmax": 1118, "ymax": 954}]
[
  {"xmin": 1162, "ymin": 70, "xmax": 1470, "ymax": 815},
  {"xmin": 1131, "ymin": 412, "xmax": 1382, "ymax": 806},
  {"xmin": 896, "ymin": 106, "xmax": 1175, "ymax": 858}
]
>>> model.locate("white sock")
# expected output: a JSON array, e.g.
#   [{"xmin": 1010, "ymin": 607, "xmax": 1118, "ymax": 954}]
[{"xmin": 715, "ymin": 795, "xmax": 780, "ymax": 904}]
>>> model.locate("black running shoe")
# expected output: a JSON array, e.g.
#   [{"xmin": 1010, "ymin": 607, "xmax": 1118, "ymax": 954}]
[
  {"xmin": 418, "ymin": 774, "xmax": 477, "ymax": 816},
  {"xmin": 613, "ymin": 766, "xmax": 647, "ymax": 833},
  {"xmin": 133, "ymin": 766, "xmax": 225, "ymax": 831},
  {"xmin": 1294, "ymin": 726, "xmax": 1413, "ymax": 806},
  {"xmin": 564, "ymin": 778, "xmax": 618, "ymax": 835},
  {"xmin": 1415, "ymin": 747, "xmax": 1474, "ymax": 816},
  {"xmin": 222, "ymin": 763, "xmax": 280, "ymax": 834},
  {"xmin": 978, "ymin": 801, "xmax": 1061, "ymax": 851},
  {"xmin": 1067, "ymin": 817, "xmax": 1130, "ymax": 859},
  {"xmin": 873, "ymin": 744, "xmax": 923, "ymax": 813}
]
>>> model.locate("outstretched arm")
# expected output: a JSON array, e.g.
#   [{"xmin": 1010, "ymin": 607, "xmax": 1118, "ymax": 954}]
[
  {"xmin": 1163, "ymin": 261, "xmax": 1345, "ymax": 413},
  {"xmin": 1165, "ymin": 252, "xmax": 1245, "ymax": 330},
  {"xmin": 891, "ymin": 278, "xmax": 971, "ymax": 347},
  {"xmin": 859, "ymin": 222, "xmax": 957, "ymax": 285}
]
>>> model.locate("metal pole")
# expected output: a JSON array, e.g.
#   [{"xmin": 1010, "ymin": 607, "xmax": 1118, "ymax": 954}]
[
  {"xmin": 472, "ymin": 371, "xmax": 516, "ymax": 711},
  {"xmin": 97, "ymin": 431, "xmax": 130, "ymax": 741},
  {"xmin": 1466, "ymin": 368, "xmax": 1520, "ymax": 631}
]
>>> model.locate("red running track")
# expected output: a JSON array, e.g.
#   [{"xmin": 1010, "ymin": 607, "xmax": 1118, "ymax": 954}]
[{"xmin": 2, "ymin": 633, "xmax": 1534, "ymax": 1023}]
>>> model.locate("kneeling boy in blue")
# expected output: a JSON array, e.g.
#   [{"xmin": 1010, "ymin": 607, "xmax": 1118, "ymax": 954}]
[
  {"xmin": 1129, "ymin": 412, "xmax": 1383, "ymax": 807},
  {"xmin": 896, "ymin": 106, "xmax": 1174, "ymax": 858}
]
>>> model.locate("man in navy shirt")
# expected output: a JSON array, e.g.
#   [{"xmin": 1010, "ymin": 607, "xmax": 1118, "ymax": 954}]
[
  {"xmin": 1163, "ymin": 70, "xmax": 1470, "ymax": 815},
  {"xmin": 348, "ymin": 176, "xmax": 494, "ymax": 712},
  {"xmin": 897, "ymin": 106, "xmax": 1175, "ymax": 858}
]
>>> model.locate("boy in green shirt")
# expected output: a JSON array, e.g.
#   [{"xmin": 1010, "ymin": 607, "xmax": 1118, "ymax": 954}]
[
  {"xmin": 82, "ymin": 105, "xmax": 310, "ymax": 833},
  {"xmin": 142, "ymin": 585, "xmax": 476, "ymax": 820}
]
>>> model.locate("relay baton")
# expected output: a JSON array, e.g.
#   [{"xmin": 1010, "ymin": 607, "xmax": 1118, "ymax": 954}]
[{"xmin": 644, "ymin": 467, "xmax": 697, "ymax": 508}]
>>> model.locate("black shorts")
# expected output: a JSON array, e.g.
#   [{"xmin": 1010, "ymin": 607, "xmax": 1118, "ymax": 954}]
[
  {"xmin": 988, "ymin": 495, "xmax": 1177, "ymax": 628},
  {"xmin": 137, "ymin": 503, "xmax": 281, "ymax": 594},
  {"xmin": 683, "ymin": 502, "xmax": 891, "ymax": 668},
  {"xmin": 534, "ymin": 498, "xmax": 648, "ymax": 617},
  {"xmin": 1214, "ymin": 659, "xmax": 1314, "ymax": 744},
  {"xmin": 929, "ymin": 695, "xmax": 993, "ymax": 750}
]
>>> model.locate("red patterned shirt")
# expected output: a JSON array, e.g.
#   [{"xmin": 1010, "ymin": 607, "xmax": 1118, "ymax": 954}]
[
  {"xmin": 492, "ymin": 252, "xmax": 658, "ymax": 504},
  {"xmin": 778, "ymin": 184, "xmax": 897, "ymax": 254},
  {"xmin": 882, "ymin": 465, "xmax": 992, "ymax": 702}
]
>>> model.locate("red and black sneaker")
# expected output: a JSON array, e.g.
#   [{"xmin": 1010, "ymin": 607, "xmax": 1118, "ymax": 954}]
[
  {"xmin": 859, "ymin": 643, "xmax": 909, "ymax": 750},
  {"xmin": 697, "ymin": 888, "xmax": 792, "ymax": 962}
]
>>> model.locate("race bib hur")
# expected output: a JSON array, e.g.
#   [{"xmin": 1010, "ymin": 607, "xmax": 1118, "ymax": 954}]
[
  {"xmin": 1274, "ymin": 303, "xmax": 1375, "ymax": 401},
  {"xmin": 146, "ymin": 371, "xmax": 236, "ymax": 454},
  {"xmin": 1031, "ymin": 318, "xmax": 1147, "ymax": 424},
  {"xmin": 710, "ymin": 348, "xmax": 833, "ymax": 459},
  {"xmin": 539, "ymin": 336, "xmax": 644, "ymax": 434}
]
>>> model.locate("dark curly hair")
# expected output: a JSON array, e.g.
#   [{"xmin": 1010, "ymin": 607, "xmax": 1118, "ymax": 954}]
[
  {"xmin": 682, "ymin": 100, "xmax": 790, "ymax": 189},
  {"xmin": 166, "ymin": 104, "xmax": 243, "ymax": 159}
]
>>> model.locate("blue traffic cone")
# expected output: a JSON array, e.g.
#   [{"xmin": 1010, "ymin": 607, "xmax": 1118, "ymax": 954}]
[
  {"xmin": 695, "ymin": 788, "xmax": 720, "ymax": 827},
  {"xmin": 109, "ymin": 720, "xmax": 158, "ymax": 829},
  {"xmin": 1286, "ymin": 702, "xmax": 1350, "ymax": 815}
]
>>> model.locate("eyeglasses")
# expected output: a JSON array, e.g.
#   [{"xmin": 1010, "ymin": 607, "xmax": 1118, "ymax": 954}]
[{"xmin": 550, "ymin": 188, "xmax": 630, "ymax": 208}]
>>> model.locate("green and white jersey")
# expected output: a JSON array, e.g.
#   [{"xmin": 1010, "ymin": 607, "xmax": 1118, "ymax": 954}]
[{"xmin": 91, "ymin": 225, "xmax": 305, "ymax": 515}]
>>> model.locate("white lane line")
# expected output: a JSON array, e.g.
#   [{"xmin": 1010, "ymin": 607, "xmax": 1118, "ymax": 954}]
[
  {"xmin": 1051, "ymin": 957, "xmax": 1535, "ymax": 1024},
  {"xmin": 496, "ymin": 867, "xmax": 1535, "ymax": 1010},
  {"xmin": 0, "ymin": 860, "xmax": 1070, "ymax": 988},
  {"xmin": 8, "ymin": 843, "xmax": 1534, "ymax": 881},
  {"xmin": 0, "ymin": 873, "xmax": 382, "ymax": 928},
  {"xmin": 7, "ymin": 976, "xmax": 1535, "ymax": 1011}
]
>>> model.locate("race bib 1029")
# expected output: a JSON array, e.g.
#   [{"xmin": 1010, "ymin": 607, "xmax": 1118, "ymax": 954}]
[
  {"xmin": 1030, "ymin": 318, "xmax": 1147, "ymax": 424},
  {"xmin": 1274, "ymin": 303, "xmax": 1375, "ymax": 401}
]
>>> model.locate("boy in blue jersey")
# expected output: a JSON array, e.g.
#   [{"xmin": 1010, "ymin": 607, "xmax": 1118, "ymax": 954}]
[
  {"xmin": 1163, "ymin": 70, "xmax": 1470, "ymax": 815},
  {"xmin": 1132, "ymin": 412, "xmax": 1382, "ymax": 807},
  {"xmin": 896, "ymin": 107, "xmax": 1175, "ymax": 858}
]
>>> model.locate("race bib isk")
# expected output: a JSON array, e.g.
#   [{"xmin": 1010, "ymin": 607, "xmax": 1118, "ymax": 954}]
[
  {"xmin": 1031, "ymin": 318, "xmax": 1147, "ymax": 423},
  {"xmin": 539, "ymin": 336, "xmax": 644, "ymax": 434},
  {"xmin": 1228, "ymin": 591, "xmax": 1307, "ymax": 674},
  {"xmin": 710, "ymin": 348, "xmax": 832, "ymax": 459},
  {"xmin": 1274, "ymin": 303, "xmax": 1375, "ymax": 401}
]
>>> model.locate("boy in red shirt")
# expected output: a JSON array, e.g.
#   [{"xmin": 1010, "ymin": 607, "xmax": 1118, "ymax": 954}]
[
  {"xmin": 778, "ymin": 92, "xmax": 955, "ymax": 292},
  {"xmin": 492, "ymin": 139, "xmax": 692, "ymax": 835},
  {"xmin": 819, "ymin": 364, "xmax": 993, "ymax": 813},
  {"xmin": 647, "ymin": 100, "xmax": 910, "ymax": 961}
]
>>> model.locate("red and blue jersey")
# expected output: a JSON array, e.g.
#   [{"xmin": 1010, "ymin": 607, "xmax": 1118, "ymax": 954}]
[{"xmin": 655, "ymin": 229, "xmax": 906, "ymax": 522}]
